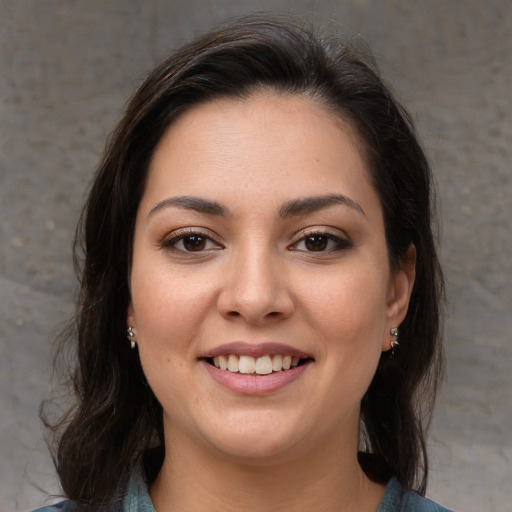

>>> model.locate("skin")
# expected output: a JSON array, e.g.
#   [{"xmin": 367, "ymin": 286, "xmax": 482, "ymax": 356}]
[{"xmin": 127, "ymin": 92, "xmax": 415, "ymax": 512}]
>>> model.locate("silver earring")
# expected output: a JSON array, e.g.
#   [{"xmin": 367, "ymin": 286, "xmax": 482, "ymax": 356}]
[
  {"xmin": 390, "ymin": 327, "xmax": 399, "ymax": 356},
  {"xmin": 127, "ymin": 327, "xmax": 137, "ymax": 349}
]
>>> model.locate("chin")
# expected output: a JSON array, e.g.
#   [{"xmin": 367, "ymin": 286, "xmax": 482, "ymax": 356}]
[{"xmin": 201, "ymin": 411, "xmax": 305, "ymax": 462}]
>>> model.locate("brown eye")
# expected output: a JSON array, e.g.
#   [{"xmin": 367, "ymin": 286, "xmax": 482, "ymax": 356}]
[
  {"xmin": 304, "ymin": 235, "xmax": 329, "ymax": 251},
  {"xmin": 291, "ymin": 232, "xmax": 352, "ymax": 253},
  {"xmin": 162, "ymin": 231, "xmax": 222, "ymax": 253},
  {"xmin": 182, "ymin": 235, "xmax": 206, "ymax": 251}
]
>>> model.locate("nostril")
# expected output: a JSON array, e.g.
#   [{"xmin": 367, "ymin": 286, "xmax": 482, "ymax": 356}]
[{"xmin": 225, "ymin": 310, "xmax": 283, "ymax": 321}]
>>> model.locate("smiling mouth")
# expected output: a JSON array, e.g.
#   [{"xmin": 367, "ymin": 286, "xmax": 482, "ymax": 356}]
[{"xmin": 204, "ymin": 354, "xmax": 314, "ymax": 375}]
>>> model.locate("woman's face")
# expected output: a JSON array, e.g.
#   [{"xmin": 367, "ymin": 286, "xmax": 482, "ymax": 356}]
[{"xmin": 128, "ymin": 93, "xmax": 414, "ymax": 462}]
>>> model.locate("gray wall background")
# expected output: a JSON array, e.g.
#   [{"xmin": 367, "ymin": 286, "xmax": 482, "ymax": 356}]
[{"xmin": 1, "ymin": 1, "xmax": 510, "ymax": 510}]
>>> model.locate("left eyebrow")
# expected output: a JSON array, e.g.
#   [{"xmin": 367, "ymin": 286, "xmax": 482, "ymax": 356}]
[{"xmin": 278, "ymin": 194, "xmax": 367, "ymax": 219}]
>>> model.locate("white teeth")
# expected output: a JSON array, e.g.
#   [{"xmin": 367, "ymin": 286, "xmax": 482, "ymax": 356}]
[
  {"xmin": 255, "ymin": 355, "xmax": 273, "ymax": 375},
  {"xmin": 272, "ymin": 354, "xmax": 283, "ymax": 371},
  {"xmin": 239, "ymin": 355, "xmax": 256, "ymax": 374},
  {"xmin": 227, "ymin": 354, "xmax": 239, "ymax": 372},
  {"xmin": 219, "ymin": 355, "xmax": 228, "ymax": 370},
  {"xmin": 211, "ymin": 354, "xmax": 306, "ymax": 374}
]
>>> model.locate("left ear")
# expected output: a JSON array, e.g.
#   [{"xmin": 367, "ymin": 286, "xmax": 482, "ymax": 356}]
[{"xmin": 382, "ymin": 244, "xmax": 416, "ymax": 351}]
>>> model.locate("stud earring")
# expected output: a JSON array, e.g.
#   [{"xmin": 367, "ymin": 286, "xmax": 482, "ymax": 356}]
[
  {"xmin": 126, "ymin": 327, "xmax": 137, "ymax": 349},
  {"xmin": 390, "ymin": 327, "xmax": 399, "ymax": 356}
]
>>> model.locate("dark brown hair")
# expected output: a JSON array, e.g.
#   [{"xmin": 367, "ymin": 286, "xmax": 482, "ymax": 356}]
[{"xmin": 42, "ymin": 13, "xmax": 444, "ymax": 509}]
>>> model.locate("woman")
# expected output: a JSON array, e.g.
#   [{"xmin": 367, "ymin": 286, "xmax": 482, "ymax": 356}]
[{"xmin": 38, "ymin": 14, "xmax": 448, "ymax": 512}]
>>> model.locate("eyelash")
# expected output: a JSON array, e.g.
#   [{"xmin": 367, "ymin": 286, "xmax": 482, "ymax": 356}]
[
  {"xmin": 161, "ymin": 228, "xmax": 223, "ymax": 253},
  {"xmin": 161, "ymin": 228, "xmax": 351, "ymax": 254}
]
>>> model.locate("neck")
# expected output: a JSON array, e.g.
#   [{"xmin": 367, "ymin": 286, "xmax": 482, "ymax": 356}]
[{"xmin": 150, "ymin": 426, "xmax": 385, "ymax": 512}]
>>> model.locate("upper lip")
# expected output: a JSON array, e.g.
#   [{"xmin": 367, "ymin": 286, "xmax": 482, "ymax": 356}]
[{"xmin": 201, "ymin": 342, "xmax": 312, "ymax": 360}]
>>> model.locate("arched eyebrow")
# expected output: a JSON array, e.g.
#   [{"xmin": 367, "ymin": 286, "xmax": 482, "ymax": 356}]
[
  {"xmin": 278, "ymin": 194, "xmax": 367, "ymax": 219},
  {"xmin": 148, "ymin": 196, "xmax": 229, "ymax": 218},
  {"xmin": 148, "ymin": 193, "xmax": 366, "ymax": 220}
]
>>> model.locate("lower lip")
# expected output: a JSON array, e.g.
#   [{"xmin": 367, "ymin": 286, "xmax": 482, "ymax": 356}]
[{"xmin": 201, "ymin": 360, "xmax": 311, "ymax": 395}]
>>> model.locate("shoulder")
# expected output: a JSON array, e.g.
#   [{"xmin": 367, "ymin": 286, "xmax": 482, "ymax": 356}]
[
  {"xmin": 29, "ymin": 498, "xmax": 124, "ymax": 512},
  {"xmin": 30, "ymin": 501, "xmax": 76, "ymax": 512},
  {"xmin": 29, "ymin": 460, "xmax": 153, "ymax": 512},
  {"xmin": 378, "ymin": 478, "xmax": 453, "ymax": 512},
  {"xmin": 400, "ymin": 487, "xmax": 452, "ymax": 512}
]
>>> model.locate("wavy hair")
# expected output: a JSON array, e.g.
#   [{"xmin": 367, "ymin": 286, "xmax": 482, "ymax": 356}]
[{"xmin": 42, "ymin": 13, "xmax": 444, "ymax": 509}]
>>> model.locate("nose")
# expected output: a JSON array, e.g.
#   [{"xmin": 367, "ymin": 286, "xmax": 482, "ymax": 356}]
[{"xmin": 217, "ymin": 246, "xmax": 295, "ymax": 325}]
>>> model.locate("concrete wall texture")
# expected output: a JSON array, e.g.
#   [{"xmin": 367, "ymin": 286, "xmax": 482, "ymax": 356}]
[{"xmin": 1, "ymin": 1, "xmax": 510, "ymax": 510}]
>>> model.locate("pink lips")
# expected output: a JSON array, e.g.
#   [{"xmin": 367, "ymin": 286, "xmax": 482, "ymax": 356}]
[
  {"xmin": 200, "ymin": 342, "xmax": 313, "ymax": 395},
  {"xmin": 201, "ymin": 360, "xmax": 310, "ymax": 395}
]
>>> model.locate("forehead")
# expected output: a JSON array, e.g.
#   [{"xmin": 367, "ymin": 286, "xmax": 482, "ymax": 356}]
[{"xmin": 141, "ymin": 92, "xmax": 378, "ymax": 217}]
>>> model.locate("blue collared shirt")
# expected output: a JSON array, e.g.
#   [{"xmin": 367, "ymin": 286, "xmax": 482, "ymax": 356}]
[{"xmin": 32, "ymin": 469, "xmax": 452, "ymax": 511}]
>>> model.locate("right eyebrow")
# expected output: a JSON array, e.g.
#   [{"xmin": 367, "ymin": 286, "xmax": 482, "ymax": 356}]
[{"xmin": 147, "ymin": 196, "xmax": 230, "ymax": 219}]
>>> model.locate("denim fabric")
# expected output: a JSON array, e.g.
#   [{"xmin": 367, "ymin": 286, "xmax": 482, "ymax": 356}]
[
  {"xmin": 31, "ymin": 472, "xmax": 452, "ymax": 511},
  {"xmin": 377, "ymin": 478, "xmax": 453, "ymax": 512}
]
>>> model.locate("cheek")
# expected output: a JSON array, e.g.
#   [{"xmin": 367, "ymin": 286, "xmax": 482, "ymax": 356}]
[
  {"xmin": 130, "ymin": 263, "xmax": 217, "ymax": 350},
  {"xmin": 130, "ymin": 271, "xmax": 214, "ymax": 407},
  {"xmin": 296, "ymin": 263, "xmax": 389, "ymax": 404},
  {"xmin": 298, "ymin": 267, "xmax": 389, "ymax": 339}
]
